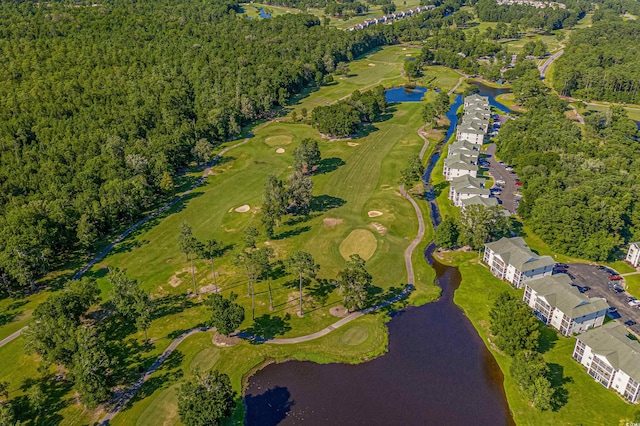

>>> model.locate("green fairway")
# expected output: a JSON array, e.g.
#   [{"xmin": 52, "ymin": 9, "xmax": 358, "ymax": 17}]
[{"xmin": 437, "ymin": 252, "xmax": 637, "ymax": 425}]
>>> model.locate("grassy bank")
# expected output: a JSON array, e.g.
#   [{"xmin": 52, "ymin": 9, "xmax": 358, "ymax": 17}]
[{"xmin": 436, "ymin": 251, "xmax": 637, "ymax": 425}]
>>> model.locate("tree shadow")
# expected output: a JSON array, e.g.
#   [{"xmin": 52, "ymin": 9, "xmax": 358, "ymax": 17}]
[
  {"xmin": 547, "ymin": 362, "xmax": 571, "ymax": 411},
  {"xmin": 151, "ymin": 294, "xmax": 197, "ymax": 321},
  {"xmin": 244, "ymin": 386, "xmax": 294, "ymax": 426},
  {"xmin": 108, "ymin": 336, "xmax": 156, "ymax": 385},
  {"xmin": 315, "ymin": 157, "xmax": 346, "ymax": 175},
  {"xmin": 273, "ymin": 226, "xmax": 311, "ymax": 241},
  {"xmin": 122, "ymin": 351, "xmax": 185, "ymax": 410},
  {"xmin": 307, "ymin": 278, "xmax": 336, "ymax": 307},
  {"xmin": 352, "ymin": 124, "xmax": 379, "ymax": 139},
  {"xmin": 15, "ymin": 374, "xmax": 72, "ymax": 425},
  {"xmin": 310, "ymin": 195, "xmax": 346, "ymax": 213},
  {"xmin": 538, "ymin": 325, "xmax": 559, "ymax": 353},
  {"xmin": 433, "ymin": 181, "xmax": 448, "ymax": 197},
  {"xmin": 365, "ymin": 284, "xmax": 386, "ymax": 306},
  {"xmin": 240, "ymin": 314, "xmax": 292, "ymax": 344}
]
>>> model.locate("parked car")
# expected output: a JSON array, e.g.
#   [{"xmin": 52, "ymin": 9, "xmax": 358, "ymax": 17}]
[
  {"xmin": 496, "ymin": 179, "xmax": 506, "ymax": 185},
  {"xmin": 597, "ymin": 265, "xmax": 606, "ymax": 270},
  {"xmin": 630, "ymin": 300, "xmax": 640, "ymax": 307},
  {"xmin": 505, "ymin": 167, "xmax": 514, "ymax": 171},
  {"xmin": 609, "ymin": 275, "xmax": 624, "ymax": 281},
  {"xmin": 625, "ymin": 320, "xmax": 637, "ymax": 326},
  {"xmin": 578, "ymin": 286, "xmax": 590, "ymax": 293},
  {"xmin": 555, "ymin": 263, "xmax": 569, "ymax": 268},
  {"xmin": 608, "ymin": 307, "xmax": 618, "ymax": 314},
  {"xmin": 627, "ymin": 296, "xmax": 637, "ymax": 303},
  {"xmin": 498, "ymin": 161, "xmax": 505, "ymax": 166}
]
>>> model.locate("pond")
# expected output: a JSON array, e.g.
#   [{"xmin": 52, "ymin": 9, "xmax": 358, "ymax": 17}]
[
  {"xmin": 243, "ymin": 244, "xmax": 514, "ymax": 425},
  {"xmin": 385, "ymin": 86, "xmax": 428, "ymax": 103},
  {"xmin": 257, "ymin": 7, "xmax": 272, "ymax": 18},
  {"xmin": 470, "ymin": 81, "xmax": 511, "ymax": 113}
]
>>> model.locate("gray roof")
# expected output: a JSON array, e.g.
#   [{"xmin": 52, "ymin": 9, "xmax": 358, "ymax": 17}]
[
  {"xmin": 578, "ymin": 322, "xmax": 640, "ymax": 383},
  {"xmin": 449, "ymin": 147, "xmax": 479, "ymax": 159},
  {"xmin": 457, "ymin": 124, "xmax": 485, "ymax": 135},
  {"xmin": 526, "ymin": 274, "xmax": 609, "ymax": 319},
  {"xmin": 485, "ymin": 237, "xmax": 555, "ymax": 272},
  {"xmin": 448, "ymin": 140, "xmax": 479, "ymax": 154},
  {"xmin": 451, "ymin": 174, "xmax": 488, "ymax": 194},
  {"xmin": 464, "ymin": 94, "xmax": 489, "ymax": 106},
  {"xmin": 461, "ymin": 195, "xmax": 499, "ymax": 208},
  {"xmin": 444, "ymin": 154, "xmax": 477, "ymax": 171}
]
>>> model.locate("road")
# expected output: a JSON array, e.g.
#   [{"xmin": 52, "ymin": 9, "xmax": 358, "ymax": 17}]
[
  {"xmin": 568, "ymin": 264, "xmax": 640, "ymax": 336},
  {"xmin": 539, "ymin": 49, "xmax": 564, "ymax": 78},
  {"xmin": 483, "ymin": 144, "xmax": 519, "ymax": 214}
]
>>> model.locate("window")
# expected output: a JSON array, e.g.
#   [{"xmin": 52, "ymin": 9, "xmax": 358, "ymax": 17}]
[
  {"xmin": 624, "ymin": 377, "xmax": 640, "ymax": 402},
  {"xmin": 588, "ymin": 356, "xmax": 614, "ymax": 387},
  {"xmin": 573, "ymin": 340, "xmax": 585, "ymax": 362}
]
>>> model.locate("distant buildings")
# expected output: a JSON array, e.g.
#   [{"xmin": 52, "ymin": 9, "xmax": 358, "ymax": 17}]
[
  {"xmin": 483, "ymin": 237, "xmax": 555, "ymax": 288},
  {"xmin": 495, "ymin": 0, "xmax": 566, "ymax": 9},
  {"xmin": 347, "ymin": 5, "xmax": 435, "ymax": 31},
  {"xmin": 523, "ymin": 274, "xmax": 609, "ymax": 336},
  {"xmin": 573, "ymin": 323, "xmax": 640, "ymax": 403},
  {"xmin": 457, "ymin": 94, "xmax": 491, "ymax": 144},
  {"xmin": 626, "ymin": 242, "xmax": 640, "ymax": 267},
  {"xmin": 443, "ymin": 153, "xmax": 478, "ymax": 181}
]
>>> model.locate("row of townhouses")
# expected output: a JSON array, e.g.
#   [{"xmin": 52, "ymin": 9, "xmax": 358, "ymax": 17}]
[
  {"xmin": 443, "ymin": 94, "xmax": 504, "ymax": 211},
  {"xmin": 347, "ymin": 5, "xmax": 435, "ymax": 31},
  {"xmin": 483, "ymin": 237, "xmax": 640, "ymax": 403}
]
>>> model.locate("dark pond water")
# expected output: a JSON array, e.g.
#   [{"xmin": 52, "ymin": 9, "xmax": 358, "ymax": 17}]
[
  {"xmin": 634, "ymin": 120, "xmax": 640, "ymax": 130},
  {"xmin": 385, "ymin": 86, "xmax": 428, "ymax": 102},
  {"xmin": 244, "ymin": 244, "xmax": 514, "ymax": 425},
  {"xmin": 471, "ymin": 81, "xmax": 511, "ymax": 113}
]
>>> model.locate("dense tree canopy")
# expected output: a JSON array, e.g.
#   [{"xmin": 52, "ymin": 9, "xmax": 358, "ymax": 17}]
[
  {"xmin": 496, "ymin": 78, "xmax": 640, "ymax": 260},
  {"xmin": 552, "ymin": 20, "xmax": 640, "ymax": 103},
  {"xmin": 0, "ymin": 0, "xmax": 386, "ymax": 291}
]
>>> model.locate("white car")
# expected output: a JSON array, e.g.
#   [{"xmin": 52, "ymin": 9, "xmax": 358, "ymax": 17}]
[{"xmin": 629, "ymin": 299, "xmax": 640, "ymax": 307}]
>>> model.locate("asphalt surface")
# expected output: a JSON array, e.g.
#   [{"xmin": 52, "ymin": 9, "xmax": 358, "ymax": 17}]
[
  {"xmin": 483, "ymin": 143, "xmax": 520, "ymax": 214},
  {"xmin": 567, "ymin": 264, "xmax": 640, "ymax": 336},
  {"xmin": 539, "ymin": 49, "xmax": 564, "ymax": 78}
]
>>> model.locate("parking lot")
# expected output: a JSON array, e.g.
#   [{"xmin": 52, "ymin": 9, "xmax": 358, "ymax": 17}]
[
  {"xmin": 482, "ymin": 144, "xmax": 520, "ymax": 214},
  {"xmin": 567, "ymin": 263, "xmax": 640, "ymax": 335}
]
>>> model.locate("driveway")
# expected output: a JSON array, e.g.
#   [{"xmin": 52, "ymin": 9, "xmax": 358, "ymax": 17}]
[
  {"xmin": 482, "ymin": 143, "xmax": 519, "ymax": 214},
  {"xmin": 568, "ymin": 264, "xmax": 640, "ymax": 336}
]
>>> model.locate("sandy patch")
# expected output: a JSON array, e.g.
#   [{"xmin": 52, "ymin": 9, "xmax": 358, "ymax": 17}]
[
  {"xmin": 406, "ymin": 53, "xmax": 412, "ymax": 56},
  {"xmin": 402, "ymin": 47, "xmax": 407, "ymax": 50},
  {"xmin": 368, "ymin": 210, "xmax": 383, "ymax": 217},
  {"xmin": 380, "ymin": 184, "xmax": 394, "ymax": 190},
  {"xmin": 347, "ymin": 142, "xmax": 359, "ymax": 147},
  {"xmin": 330, "ymin": 305, "xmax": 349, "ymax": 317},
  {"xmin": 368, "ymin": 63, "xmax": 376, "ymax": 67},
  {"xmin": 168, "ymin": 268, "xmax": 190, "ymax": 287},
  {"xmin": 200, "ymin": 284, "xmax": 220, "ymax": 294},
  {"xmin": 323, "ymin": 218, "xmax": 344, "ymax": 227},
  {"xmin": 212, "ymin": 332, "xmax": 241, "ymax": 347},
  {"xmin": 234, "ymin": 204, "xmax": 250, "ymax": 213},
  {"xmin": 276, "ymin": 148, "xmax": 285, "ymax": 154},
  {"xmin": 228, "ymin": 208, "xmax": 233, "ymax": 213},
  {"xmin": 369, "ymin": 222, "xmax": 388, "ymax": 235}
]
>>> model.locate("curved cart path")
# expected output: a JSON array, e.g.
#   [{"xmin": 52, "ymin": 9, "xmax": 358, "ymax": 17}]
[
  {"xmin": 97, "ymin": 159, "xmax": 427, "ymax": 424},
  {"xmin": 0, "ymin": 123, "xmax": 272, "ymax": 350}
]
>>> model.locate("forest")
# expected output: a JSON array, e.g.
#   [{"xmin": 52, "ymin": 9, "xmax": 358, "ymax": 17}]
[
  {"xmin": 0, "ymin": 0, "xmax": 389, "ymax": 293},
  {"xmin": 552, "ymin": 20, "xmax": 640, "ymax": 103},
  {"xmin": 474, "ymin": 0, "xmax": 585, "ymax": 29},
  {"xmin": 496, "ymin": 71, "xmax": 640, "ymax": 261}
]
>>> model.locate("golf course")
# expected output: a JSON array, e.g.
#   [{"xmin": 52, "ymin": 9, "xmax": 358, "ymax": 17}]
[{"xmin": 0, "ymin": 45, "xmax": 458, "ymax": 424}]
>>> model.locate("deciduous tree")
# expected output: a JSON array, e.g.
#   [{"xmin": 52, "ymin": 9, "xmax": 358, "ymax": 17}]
[
  {"xmin": 177, "ymin": 370, "xmax": 236, "ymax": 426},
  {"xmin": 206, "ymin": 293, "xmax": 245, "ymax": 337},
  {"xmin": 336, "ymin": 254, "xmax": 372, "ymax": 312},
  {"xmin": 287, "ymin": 251, "xmax": 319, "ymax": 316}
]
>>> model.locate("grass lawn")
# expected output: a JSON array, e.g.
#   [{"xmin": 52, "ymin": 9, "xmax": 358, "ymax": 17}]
[
  {"xmin": 0, "ymin": 45, "xmax": 448, "ymax": 424},
  {"xmin": 110, "ymin": 313, "xmax": 390, "ymax": 425},
  {"xmin": 577, "ymin": 102, "xmax": 640, "ymax": 122},
  {"xmin": 239, "ymin": 3, "xmax": 300, "ymax": 19},
  {"xmin": 436, "ymin": 251, "xmax": 638, "ymax": 425},
  {"xmin": 624, "ymin": 274, "xmax": 640, "ymax": 299}
]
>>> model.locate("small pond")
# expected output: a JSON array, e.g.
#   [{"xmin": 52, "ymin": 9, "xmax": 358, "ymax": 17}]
[
  {"xmin": 385, "ymin": 86, "xmax": 428, "ymax": 103},
  {"xmin": 257, "ymin": 7, "xmax": 272, "ymax": 18},
  {"xmin": 471, "ymin": 81, "xmax": 511, "ymax": 113}
]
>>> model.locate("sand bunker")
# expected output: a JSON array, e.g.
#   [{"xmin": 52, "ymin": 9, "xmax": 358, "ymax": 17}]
[
  {"xmin": 168, "ymin": 268, "xmax": 189, "ymax": 287},
  {"xmin": 347, "ymin": 142, "xmax": 359, "ymax": 147},
  {"xmin": 370, "ymin": 222, "xmax": 388, "ymax": 235},
  {"xmin": 330, "ymin": 305, "xmax": 349, "ymax": 318},
  {"xmin": 276, "ymin": 148, "xmax": 285, "ymax": 153},
  {"xmin": 368, "ymin": 63, "xmax": 376, "ymax": 66},
  {"xmin": 323, "ymin": 218, "xmax": 344, "ymax": 227},
  {"xmin": 402, "ymin": 47, "xmax": 407, "ymax": 50},
  {"xmin": 235, "ymin": 204, "xmax": 250, "ymax": 213},
  {"xmin": 406, "ymin": 53, "xmax": 412, "ymax": 57},
  {"xmin": 368, "ymin": 210, "xmax": 383, "ymax": 217}
]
